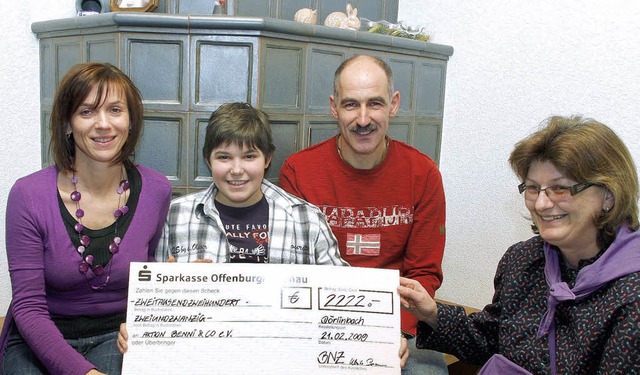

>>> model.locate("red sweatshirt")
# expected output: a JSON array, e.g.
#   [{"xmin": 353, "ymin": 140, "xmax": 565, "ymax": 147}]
[{"xmin": 279, "ymin": 136, "xmax": 446, "ymax": 335}]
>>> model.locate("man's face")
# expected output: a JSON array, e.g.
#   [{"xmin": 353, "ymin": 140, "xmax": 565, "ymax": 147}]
[{"xmin": 330, "ymin": 58, "xmax": 400, "ymax": 169}]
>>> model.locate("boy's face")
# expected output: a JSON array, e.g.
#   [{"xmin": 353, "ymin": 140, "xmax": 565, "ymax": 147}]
[{"xmin": 208, "ymin": 142, "xmax": 271, "ymax": 207}]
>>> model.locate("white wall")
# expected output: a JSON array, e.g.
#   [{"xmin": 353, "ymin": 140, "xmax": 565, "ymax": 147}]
[
  {"xmin": 1, "ymin": 1, "xmax": 640, "ymax": 315},
  {"xmin": 398, "ymin": 0, "xmax": 640, "ymax": 308},
  {"xmin": 0, "ymin": 0, "xmax": 76, "ymax": 314}
]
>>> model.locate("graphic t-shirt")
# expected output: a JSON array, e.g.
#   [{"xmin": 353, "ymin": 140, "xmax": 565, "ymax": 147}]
[
  {"xmin": 279, "ymin": 136, "xmax": 446, "ymax": 335},
  {"xmin": 215, "ymin": 197, "xmax": 270, "ymax": 263}
]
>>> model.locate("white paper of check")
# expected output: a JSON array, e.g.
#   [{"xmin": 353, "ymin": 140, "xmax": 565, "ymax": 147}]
[{"xmin": 122, "ymin": 262, "xmax": 401, "ymax": 374}]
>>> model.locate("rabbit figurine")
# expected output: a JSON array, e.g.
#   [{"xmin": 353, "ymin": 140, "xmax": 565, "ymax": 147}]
[
  {"xmin": 294, "ymin": 8, "xmax": 318, "ymax": 24},
  {"xmin": 324, "ymin": 4, "xmax": 361, "ymax": 30}
]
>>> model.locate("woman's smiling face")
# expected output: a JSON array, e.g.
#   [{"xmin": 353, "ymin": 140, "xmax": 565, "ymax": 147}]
[
  {"xmin": 69, "ymin": 85, "xmax": 130, "ymax": 166},
  {"xmin": 524, "ymin": 160, "xmax": 611, "ymax": 259}
]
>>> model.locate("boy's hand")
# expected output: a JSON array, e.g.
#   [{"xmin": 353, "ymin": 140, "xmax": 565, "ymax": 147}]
[
  {"xmin": 399, "ymin": 335, "xmax": 409, "ymax": 367},
  {"xmin": 167, "ymin": 256, "xmax": 212, "ymax": 263},
  {"xmin": 117, "ymin": 323, "xmax": 128, "ymax": 354}
]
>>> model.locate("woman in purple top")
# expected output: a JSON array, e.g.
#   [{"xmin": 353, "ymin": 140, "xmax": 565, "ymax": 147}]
[
  {"xmin": 0, "ymin": 62, "xmax": 171, "ymax": 375},
  {"xmin": 398, "ymin": 116, "xmax": 640, "ymax": 374}
]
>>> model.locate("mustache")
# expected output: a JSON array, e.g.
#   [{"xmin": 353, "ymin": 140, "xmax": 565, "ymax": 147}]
[{"xmin": 349, "ymin": 124, "xmax": 378, "ymax": 134}]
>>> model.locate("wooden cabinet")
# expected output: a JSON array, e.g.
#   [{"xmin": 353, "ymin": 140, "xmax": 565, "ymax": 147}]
[{"xmin": 33, "ymin": 13, "xmax": 453, "ymax": 195}]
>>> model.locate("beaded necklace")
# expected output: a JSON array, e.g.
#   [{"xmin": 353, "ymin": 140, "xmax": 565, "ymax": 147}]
[{"xmin": 70, "ymin": 170, "xmax": 130, "ymax": 290}]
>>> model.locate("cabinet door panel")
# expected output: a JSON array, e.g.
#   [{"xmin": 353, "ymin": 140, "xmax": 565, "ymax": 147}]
[
  {"xmin": 388, "ymin": 57, "xmax": 416, "ymax": 115},
  {"xmin": 190, "ymin": 113, "xmax": 213, "ymax": 187},
  {"xmin": 123, "ymin": 34, "xmax": 189, "ymax": 111},
  {"xmin": 416, "ymin": 60, "xmax": 447, "ymax": 117},
  {"xmin": 138, "ymin": 112, "xmax": 188, "ymax": 186},
  {"xmin": 191, "ymin": 36, "xmax": 258, "ymax": 111},
  {"xmin": 414, "ymin": 120, "xmax": 442, "ymax": 164},
  {"xmin": 261, "ymin": 41, "xmax": 305, "ymax": 113},
  {"xmin": 306, "ymin": 46, "xmax": 345, "ymax": 114},
  {"xmin": 266, "ymin": 117, "xmax": 301, "ymax": 183}
]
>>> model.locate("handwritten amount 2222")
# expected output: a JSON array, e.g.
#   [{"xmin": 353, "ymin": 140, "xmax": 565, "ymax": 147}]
[{"xmin": 323, "ymin": 294, "xmax": 368, "ymax": 308}]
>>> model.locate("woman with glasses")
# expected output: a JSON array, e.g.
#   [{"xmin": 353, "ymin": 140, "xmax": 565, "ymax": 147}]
[{"xmin": 398, "ymin": 115, "xmax": 640, "ymax": 374}]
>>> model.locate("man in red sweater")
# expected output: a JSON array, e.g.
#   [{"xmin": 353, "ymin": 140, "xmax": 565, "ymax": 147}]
[{"xmin": 279, "ymin": 55, "xmax": 447, "ymax": 374}]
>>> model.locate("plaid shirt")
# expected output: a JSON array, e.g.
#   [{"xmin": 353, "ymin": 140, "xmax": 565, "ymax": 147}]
[{"xmin": 156, "ymin": 180, "xmax": 348, "ymax": 266}]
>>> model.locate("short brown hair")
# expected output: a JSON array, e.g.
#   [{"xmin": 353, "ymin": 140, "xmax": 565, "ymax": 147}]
[
  {"xmin": 509, "ymin": 115, "xmax": 639, "ymax": 245},
  {"xmin": 50, "ymin": 62, "xmax": 144, "ymax": 171},
  {"xmin": 203, "ymin": 102, "xmax": 275, "ymax": 164}
]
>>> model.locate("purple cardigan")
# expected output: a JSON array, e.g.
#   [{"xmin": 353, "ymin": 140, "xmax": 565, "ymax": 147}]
[{"xmin": 0, "ymin": 165, "xmax": 171, "ymax": 375}]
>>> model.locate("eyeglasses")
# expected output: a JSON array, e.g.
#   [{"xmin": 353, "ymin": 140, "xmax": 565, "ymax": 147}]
[{"xmin": 518, "ymin": 182, "xmax": 597, "ymax": 203}]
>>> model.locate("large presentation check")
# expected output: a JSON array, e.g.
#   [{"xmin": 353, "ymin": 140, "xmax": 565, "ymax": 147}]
[{"xmin": 122, "ymin": 262, "xmax": 401, "ymax": 374}]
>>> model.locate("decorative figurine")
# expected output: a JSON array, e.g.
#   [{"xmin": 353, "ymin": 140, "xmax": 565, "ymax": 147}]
[
  {"xmin": 366, "ymin": 20, "xmax": 431, "ymax": 42},
  {"xmin": 323, "ymin": 3, "xmax": 361, "ymax": 31},
  {"xmin": 294, "ymin": 8, "xmax": 318, "ymax": 25}
]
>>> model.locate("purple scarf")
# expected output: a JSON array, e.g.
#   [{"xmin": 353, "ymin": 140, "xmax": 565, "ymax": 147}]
[
  {"xmin": 478, "ymin": 354, "xmax": 533, "ymax": 375},
  {"xmin": 537, "ymin": 225, "xmax": 640, "ymax": 375}
]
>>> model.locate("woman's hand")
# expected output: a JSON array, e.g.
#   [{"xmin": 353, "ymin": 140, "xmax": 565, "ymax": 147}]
[
  {"xmin": 86, "ymin": 370, "xmax": 105, "ymax": 375},
  {"xmin": 399, "ymin": 335, "xmax": 409, "ymax": 368},
  {"xmin": 117, "ymin": 323, "xmax": 128, "ymax": 354},
  {"xmin": 397, "ymin": 277, "xmax": 438, "ymax": 328}
]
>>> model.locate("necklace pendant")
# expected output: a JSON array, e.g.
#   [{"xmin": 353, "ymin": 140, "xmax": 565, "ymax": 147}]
[
  {"xmin": 79, "ymin": 261, "xmax": 89, "ymax": 273},
  {"xmin": 93, "ymin": 265, "xmax": 105, "ymax": 276},
  {"xmin": 70, "ymin": 190, "xmax": 81, "ymax": 202},
  {"xmin": 74, "ymin": 223, "xmax": 84, "ymax": 233},
  {"xmin": 80, "ymin": 234, "xmax": 91, "ymax": 246},
  {"xmin": 120, "ymin": 179, "xmax": 130, "ymax": 191},
  {"xmin": 109, "ymin": 241, "xmax": 119, "ymax": 254}
]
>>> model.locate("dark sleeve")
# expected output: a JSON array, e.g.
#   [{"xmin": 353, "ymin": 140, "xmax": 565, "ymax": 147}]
[
  {"xmin": 598, "ymin": 297, "xmax": 640, "ymax": 372},
  {"xmin": 414, "ymin": 248, "xmax": 516, "ymax": 365}
]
